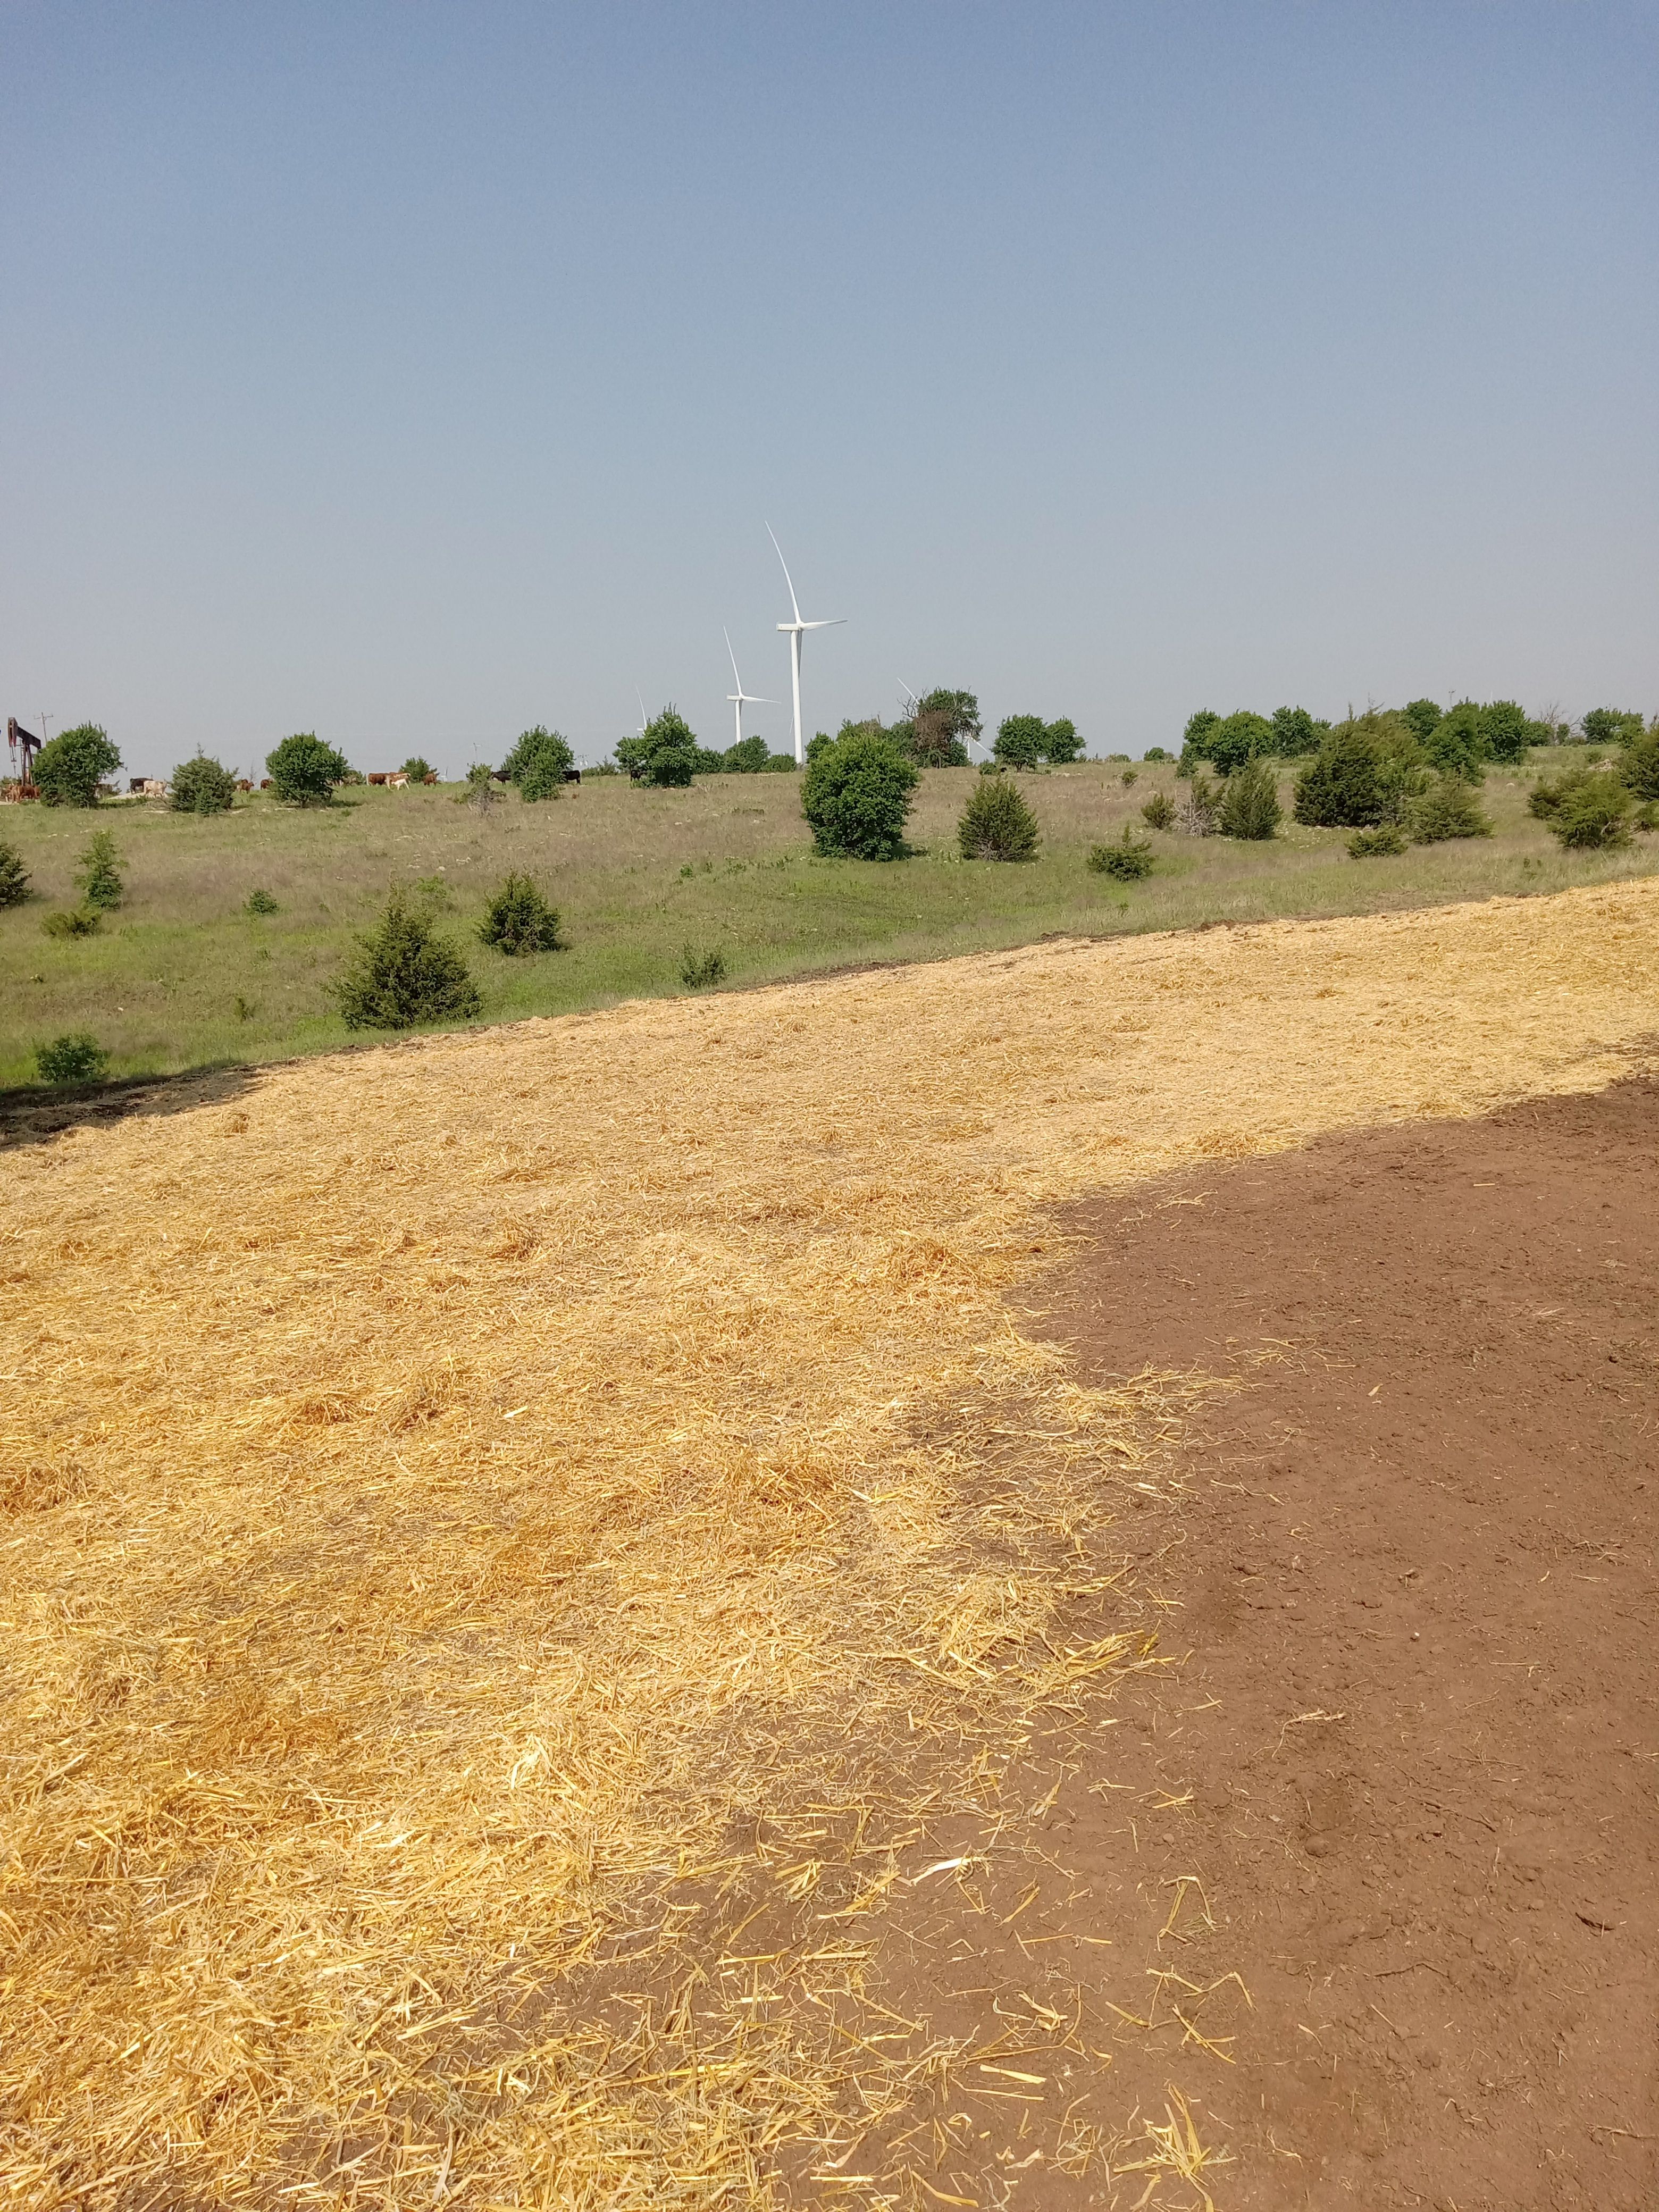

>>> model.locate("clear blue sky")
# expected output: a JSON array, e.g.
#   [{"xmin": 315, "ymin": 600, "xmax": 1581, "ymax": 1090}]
[{"xmin": 3, "ymin": 3, "xmax": 1655, "ymax": 775}]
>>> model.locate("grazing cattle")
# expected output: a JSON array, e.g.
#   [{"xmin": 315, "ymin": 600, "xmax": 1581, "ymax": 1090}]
[
  {"xmin": 386, "ymin": 772, "xmax": 408, "ymax": 788},
  {"xmin": 367, "ymin": 772, "xmax": 388, "ymax": 786},
  {"xmin": 564, "ymin": 767, "xmax": 582, "ymax": 783},
  {"xmin": 132, "ymin": 778, "xmax": 167, "ymax": 798},
  {"xmin": 259, "ymin": 778, "xmax": 273, "ymax": 790},
  {"xmin": 236, "ymin": 779, "xmax": 253, "ymax": 792}
]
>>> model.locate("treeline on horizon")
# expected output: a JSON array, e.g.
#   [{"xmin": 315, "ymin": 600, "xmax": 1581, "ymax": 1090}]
[{"xmin": 1174, "ymin": 699, "xmax": 1651, "ymax": 776}]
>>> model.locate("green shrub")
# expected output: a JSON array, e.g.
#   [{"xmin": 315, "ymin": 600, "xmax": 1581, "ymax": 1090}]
[
  {"xmin": 480, "ymin": 872, "xmax": 564, "ymax": 955},
  {"xmin": 1348, "ymin": 824, "xmax": 1407, "ymax": 858},
  {"xmin": 1177, "ymin": 772, "xmax": 1224, "ymax": 835},
  {"xmin": 1480, "ymin": 700, "xmax": 1530, "ymax": 764},
  {"xmin": 1270, "ymin": 706, "xmax": 1328, "ymax": 756},
  {"xmin": 502, "ymin": 726, "xmax": 574, "ymax": 801},
  {"xmin": 170, "ymin": 753, "xmax": 237, "ymax": 814},
  {"xmin": 902, "ymin": 690, "xmax": 979, "ymax": 766},
  {"xmin": 618, "ymin": 708, "xmax": 701, "ymax": 787},
  {"xmin": 1407, "ymin": 774, "xmax": 1493, "ymax": 843},
  {"xmin": 267, "ymin": 732, "xmax": 350, "ymax": 806},
  {"xmin": 1120, "ymin": 767, "xmax": 1138, "ymax": 786},
  {"xmin": 801, "ymin": 727, "xmax": 919, "ymax": 859},
  {"xmin": 1402, "ymin": 698, "xmax": 1444, "ymax": 743},
  {"xmin": 0, "ymin": 839, "xmax": 31, "ymax": 907},
  {"xmin": 1142, "ymin": 745, "xmax": 1173, "ymax": 764},
  {"xmin": 1140, "ymin": 792, "xmax": 1176, "ymax": 831},
  {"xmin": 42, "ymin": 907, "xmax": 100, "ymax": 938},
  {"xmin": 1546, "ymin": 773, "xmax": 1633, "ymax": 850},
  {"xmin": 1582, "ymin": 707, "xmax": 1645, "ymax": 748},
  {"xmin": 35, "ymin": 1032, "xmax": 109, "ymax": 1084},
  {"xmin": 1619, "ymin": 723, "xmax": 1659, "ymax": 801},
  {"xmin": 957, "ymin": 774, "xmax": 1041, "ymax": 861},
  {"xmin": 1088, "ymin": 829, "xmax": 1155, "ymax": 881},
  {"xmin": 33, "ymin": 724, "xmax": 120, "ymax": 807},
  {"xmin": 400, "ymin": 756, "xmax": 434, "ymax": 784},
  {"xmin": 1219, "ymin": 757, "xmax": 1281, "ymax": 840},
  {"xmin": 331, "ymin": 889, "xmax": 482, "ymax": 1029},
  {"xmin": 76, "ymin": 830, "xmax": 124, "ymax": 908},
  {"xmin": 680, "ymin": 946, "xmax": 727, "ymax": 988},
  {"xmin": 1422, "ymin": 701, "xmax": 1486, "ymax": 780},
  {"xmin": 993, "ymin": 714, "xmax": 1047, "ymax": 769},
  {"xmin": 245, "ymin": 887, "xmax": 279, "ymax": 915},
  {"xmin": 722, "ymin": 733, "xmax": 772, "ymax": 774},
  {"xmin": 1294, "ymin": 713, "xmax": 1423, "ymax": 828}
]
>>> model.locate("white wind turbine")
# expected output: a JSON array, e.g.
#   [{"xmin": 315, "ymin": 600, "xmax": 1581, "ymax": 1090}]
[
  {"xmin": 767, "ymin": 524, "xmax": 845, "ymax": 765},
  {"xmin": 724, "ymin": 629, "xmax": 777, "ymax": 753}
]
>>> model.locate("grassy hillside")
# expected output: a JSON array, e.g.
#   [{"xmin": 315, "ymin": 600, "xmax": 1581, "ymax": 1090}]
[{"xmin": 1, "ymin": 758, "xmax": 1653, "ymax": 1086}]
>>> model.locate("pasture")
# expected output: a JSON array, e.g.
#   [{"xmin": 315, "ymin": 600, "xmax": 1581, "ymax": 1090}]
[
  {"xmin": 3, "ymin": 878, "xmax": 1656, "ymax": 2207},
  {"xmin": 3, "ymin": 756, "xmax": 1655, "ymax": 1088}
]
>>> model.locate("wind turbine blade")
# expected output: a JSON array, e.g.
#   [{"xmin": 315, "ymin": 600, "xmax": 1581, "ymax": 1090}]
[
  {"xmin": 724, "ymin": 626, "xmax": 743, "ymax": 691},
  {"xmin": 765, "ymin": 521, "xmax": 803, "ymax": 626},
  {"xmin": 801, "ymin": 618, "xmax": 847, "ymax": 631},
  {"xmin": 635, "ymin": 687, "xmax": 648, "ymax": 733}
]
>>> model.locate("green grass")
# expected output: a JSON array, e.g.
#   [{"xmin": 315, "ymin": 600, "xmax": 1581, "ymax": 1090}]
[{"xmin": 2, "ymin": 760, "xmax": 1653, "ymax": 1088}]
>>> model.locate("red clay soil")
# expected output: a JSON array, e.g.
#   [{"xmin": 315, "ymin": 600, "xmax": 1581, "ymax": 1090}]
[{"xmin": 843, "ymin": 1076, "xmax": 1658, "ymax": 2211}]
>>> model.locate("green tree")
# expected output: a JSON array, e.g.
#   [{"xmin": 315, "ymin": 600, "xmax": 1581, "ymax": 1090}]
[
  {"xmin": 1178, "ymin": 711, "xmax": 1220, "ymax": 773},
  {"xmin": 267, "ymin": 732, "xmax": 350, "ymax": 806},
  {"xmin": 1219, "ymin": 756, "xmax": 1281, "ymax": 839},
  {"xmin": 994, "ymin": 715, "xmax": 1048, "ymax": 769},
  {"xmin": 500, "ymin": 726, "xmax": 574, "ymax": 800},
  {"xmin": 0, "ymin": 839, "xmax": 31, "ymax": 907},
  {"xmin": 1422, "ymin": 701, "xmax": 1486, "ymax": 780},
  {"xmin": 1582, "ymin": 707, "xmax": 1645, "ymax": 747},
  {"xmin": 33, "ymin": 724, "xmax": 120, "ymax": 808},
  {"xmin": 902, "ymin": 689, "xmax": 979, "ymax": 765},
  {"xmin": 1294, "ymin": 714, "xmax": 1424, "ymax": 828},
  {"xmin": 617, "ymin": 708, "xmax": 701, "ymax": 787},
  {"xmin": 169, "ymin": 753, "xmax": 238, "ymax": 814},
  {"xmin": 1480, "ymin": 700, "xmax": 1530, "ymax": 764},
  {"xmin": 331, "ymin": 889, "xmax": 482, "ymax": 1029},
  {"xmin": 957, "ymin": 774, "xmax": 1040, "ymax": 860},
  {"xmin": 1143, "ymin": 745, "xmax": 1173, "ymax": 764},
  {"xmin": 76, "ymin": 830, "xmax": 124, "ymax": 908},
  {"xmin": 1042, "ymin": 716, "xmax": 1083, "ymax": 764},
  {"xmin": 1619, "ymin": 721, "xmax": 1659, "ymax": 800},
  {"xmin": 1206, "ymin": 711, "xmax": 1274, "ymax": 775},
  {"xmin": 801, "ymin": 726, "xmax": 919, "ymax": 859},
  {"xmin": 722, "ymin": 733, "xmax": 772, "ymax": 774},
  {"xmin": 1269, "ymin": 706, "xmax": 1326, "ymax": 757},
  {"xmin": 1401, "ymin": 698, "xmax": 1444, "ymax": 743},
  {"xmin": 35, "ymin": 1033, "xmax": 110, "ymax": 1084},
  {"xmin": 479, "ymin": 873, "xmax": 564, "ymax": 955},
  {"xmin": 400, "ymin": 756, "xmax": 434, "ymax": 783}
]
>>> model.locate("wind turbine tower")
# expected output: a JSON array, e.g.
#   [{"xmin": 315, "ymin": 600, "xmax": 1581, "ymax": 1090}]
[
  {"xmin": 767, "ymin": 525, "xmax": 845, "ymax": 765},
  {"xmin": 724, "ymin": 630, "xmax": 777, "ymax": 753}
]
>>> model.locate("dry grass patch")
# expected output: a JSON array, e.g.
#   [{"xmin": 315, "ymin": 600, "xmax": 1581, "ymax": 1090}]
[{"xmin": 2, "ymin": 881, "xmax": 1657, "ymax": 2206}]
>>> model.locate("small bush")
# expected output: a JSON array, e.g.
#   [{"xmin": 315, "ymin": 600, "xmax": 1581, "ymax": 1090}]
[
  {"xmin": 331, "ymin": 889, "xmax": 483, "ymax": 1030},
  {"xmin": 502, "ymin": 726, "xmax": 574, "ymax": 801},
  {"xmin": 245, "ymin": 887, "xmax": 279, "ymax": 915},
  {"xmin": 1407, "ymin": 775, "xmax": 1493, "ymax": 843},
  {"xmin": 957, "ymin": 774, "xmax": 1041, "ymax": 861},
  {"xmin": 801, "ymin": 727, "xmax": 919, "ymax": 859},
  {"xmin": 1294, "ymin": 714, "xmax": 1423, "ymax": 828},
  {"xmin": 1139, "ymin": 792, "xmax": 1176, "ymax": 831},
  {"xmin": 400, "ymin": 755, "xmax": 434, "ymax": 784},
  {"xmin": 681, "ymin": 945, "xmax": 727, "ymax": 988},
  {"xmin": 1219, "ymin": 757, "xmax": 1281, "ymax": 840},
  {"xmin": 1088, "ymin": 829, "xmax": 1155, "ymax": 881},
  {"xmin": 618, "ymin": 708, "xmax": 701, "ymax": 787},
  {"xmin": 267, "ymin": 732, "xmax": 350, "ymax": 806},
  {"xmin": 0, "ymin": 839, "xmax": 31, "ymax": 907},
  {"xmin": 1143, "ymin": 745, "xmax": 1173, "ymax": 764},
  {"xmin": 480, "ymin": 872, "xmax": 564, "ymax": 955},
  {"xmin": 1120, "ymin": 768, "xmax": 1138, "ymax": 786},
  {"xmin": 1547, "ymin": 774, "xmax": 1633, "ymax": 850},
  {"xmin": 43, "ymin": 907, "xmax": 101, "ymax": 938},
  {"xmin": 170, "ymin": 753, "xmax": 237, "ymax": 814},
  {"xmin": 35, "ymin": 1032, "xmax": 109, "ymax": 1084},
  {"xmin": 1177, "ymin": 772, "xmax": 1223, "ymax": 836},
  {"xmin": 34, "ymin": 724, "xmax": 121, "ymax": 807},
  {"xmin": 76, "ymin": 830, "xmax": 124, "ymax": 909},
  {"xmin": 1619, "ymin": 725, "xmax": 1659, "ymax": 801},
  {"xmin": 1347, "ymin": 824, "xmax": 1407, "ymax": 858}
]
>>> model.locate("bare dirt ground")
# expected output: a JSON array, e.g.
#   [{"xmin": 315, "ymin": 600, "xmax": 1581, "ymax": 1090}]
[{"xmin": 856, "ymin": 1076, "xmax": 1657, "ymax": 2210}]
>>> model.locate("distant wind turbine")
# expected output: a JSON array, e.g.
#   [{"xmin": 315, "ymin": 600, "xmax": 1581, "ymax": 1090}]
[
  {"xmin": 767, "ymin": 524, "xmax": 845, "ymax": 765},
  {"xmin": 725, "ymin": 630, "xmax": 777, "ymax": 753}
]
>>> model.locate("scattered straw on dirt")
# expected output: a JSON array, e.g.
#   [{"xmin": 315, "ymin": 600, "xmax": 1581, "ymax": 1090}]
[{"xmin": 2, "ymin": 881, "xmax": 1656, "ymax": 2206}]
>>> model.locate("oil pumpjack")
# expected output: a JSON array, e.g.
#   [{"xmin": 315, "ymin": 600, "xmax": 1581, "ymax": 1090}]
[{"xmin": 6, "ymin": 718, "xmax": 42, "ymax": 795}]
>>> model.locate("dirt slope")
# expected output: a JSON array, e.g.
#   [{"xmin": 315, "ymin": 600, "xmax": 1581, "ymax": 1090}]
[{"xmin": 1008, "ymin": 1076, "xmax": 1658, "ymax": 2209}]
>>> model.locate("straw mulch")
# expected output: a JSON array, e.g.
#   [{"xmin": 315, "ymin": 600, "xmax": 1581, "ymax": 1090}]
[{"xmin": 3, "ymin": 880, "xmax": 1656, "ymax": 2209}]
